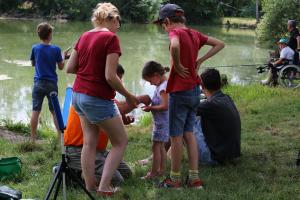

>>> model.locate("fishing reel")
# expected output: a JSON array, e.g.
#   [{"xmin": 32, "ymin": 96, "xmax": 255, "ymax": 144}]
[{"xmin": 256, "ymin": 65, "xmax": 268, "ymax": 73}]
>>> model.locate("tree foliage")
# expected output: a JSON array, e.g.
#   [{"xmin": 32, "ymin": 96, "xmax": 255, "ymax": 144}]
[
  {"xmin": 0, "ymin": 0, "xmax": 21, "ymax": 12},
  {"xmin": 163, "ymin": 0, "xmax": 256, "ymax": 24},
  {"xmin": 256, "ymin": 0, "xmax": 300, "ymax": 46},
  {"xmin": 0, "ymin": 0, "xmax": 255, "ymax": 23}
]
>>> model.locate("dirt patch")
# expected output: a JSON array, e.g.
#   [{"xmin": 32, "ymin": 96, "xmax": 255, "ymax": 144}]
[{"xmin": 0, "ymin": 128, "xmax": 37, "ymax": 143}]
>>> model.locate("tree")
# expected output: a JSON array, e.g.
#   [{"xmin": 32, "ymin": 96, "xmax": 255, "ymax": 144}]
[
  {"xmin": 162, "ymin": 0, "xmax": 255, "ymax": 23},
  {"xmin": 256, "ymin": 0, "xmax": 300, "ymax": 47},
  {"xmin": 0, "ymin": 0, "xmax": 21, "ymax": 12}
]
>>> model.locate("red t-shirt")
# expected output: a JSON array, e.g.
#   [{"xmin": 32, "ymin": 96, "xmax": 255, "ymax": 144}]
[
  {"xmin": 73, "ymin": 31, "xmax": 121, "ymax": 100},
  {"xmin": 167, "ymin": 28, "xmax": 208, "ymax": 93}
]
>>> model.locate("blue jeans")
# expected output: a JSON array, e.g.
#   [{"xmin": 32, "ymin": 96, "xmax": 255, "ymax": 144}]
[
  {"xmin": 32, "ymin": 80, "xmax": 57, "ymax": 111},
  {"xmin": 72, "ymin": 92, "xmax": 119, "ymax": 124},
  {"xmin": 169, "ymin": 86, "xmax": 200, "ymax": 137},
  {"xmin": 194, "ymin": 117, "xmax": 219, "ymax": 166}
]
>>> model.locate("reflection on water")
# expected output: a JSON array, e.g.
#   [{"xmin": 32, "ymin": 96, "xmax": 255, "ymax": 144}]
[
  {"xmin": 0, "ymin": 74, "xmax": 12, "ymax": 80},
  {"xmin": 0, "ymin": 20, "xmax": 269, "ymax": 123},
  {"xmin": 3, "ymin": 59, "xmax": 31, "ymax": 67}
]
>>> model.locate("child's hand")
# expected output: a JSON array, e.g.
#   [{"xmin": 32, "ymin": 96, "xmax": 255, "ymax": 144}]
[
  {"xmin": 63, "ymin": 51, "xmax": 70, "ymax": 60},
  {"xmin": 138, "ymin": 95, "xmax": 151, "ymax": 106},
  {"xmin": 142, "ymin": 106, "xmax": 152, "ymax": 112}
]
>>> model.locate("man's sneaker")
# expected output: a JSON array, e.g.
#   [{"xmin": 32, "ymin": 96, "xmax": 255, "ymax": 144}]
[
  {"xmin": 158, "ymin": 177, "xmax": 182, "ymax": 189},
  {"xmin": 186, "ymin": 178, "xmax": 204, "ymax": 189}
]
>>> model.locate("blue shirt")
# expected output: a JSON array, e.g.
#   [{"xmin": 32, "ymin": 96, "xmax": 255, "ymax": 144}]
[{"xmin": 30, "ymin": 43, "xmax": 63, "ymax": 83}]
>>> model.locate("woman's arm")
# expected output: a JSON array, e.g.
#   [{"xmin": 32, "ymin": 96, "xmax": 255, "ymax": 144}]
[
  {"xmin": 196, "ymin": 37, "xmax": 225, "ymax": 72},
  {"xmin": 296, "ymin": 35, "xmax": 300, "ymax": 51},
  {"xmin": 117, "ymin": 95, "xmax": 151, "ymax": 114},
  {"xmin": 66, "ymin": 50, "xmax": 78, "ymax": 74},
  {"xmin": 105, "ymin": 53, "xmax": 138, "ymax": 107}
]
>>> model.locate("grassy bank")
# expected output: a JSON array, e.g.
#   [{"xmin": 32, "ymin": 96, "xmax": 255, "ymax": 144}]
[
  {"xmin": 212, "ymin": 17, "xmax": 257, "ymax": 29},
  {"xmin": 1, "ymin": 85, "xmax": 299, "ymax": 199}
]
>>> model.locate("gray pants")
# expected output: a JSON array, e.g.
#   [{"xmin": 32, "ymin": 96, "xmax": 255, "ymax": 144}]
[{"xmin": 66, "ymin": 146, "xmax": 132, "ymax": 186}]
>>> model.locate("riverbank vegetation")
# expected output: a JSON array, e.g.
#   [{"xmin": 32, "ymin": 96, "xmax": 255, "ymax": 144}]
[
  {"xmin": 0, "ymin": 0, "xmax": 257, "ymax": 23},
  {"xmin": 1, "ymin": 85, "xmax": 299, "ymax": 199},
  {"xmin": 213, "ymin": 17, "xmax": 257, "ymax": 29},
  {"xmin": 257, "ymin": 0, "xmax": 300, "ymax": 47}
]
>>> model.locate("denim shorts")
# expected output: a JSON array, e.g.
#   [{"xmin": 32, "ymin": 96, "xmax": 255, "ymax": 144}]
[
  {"xmin": 32, "ymin": 80, "xmax": 58, "ymax": 111},
  {"xmin": 169, "ymin": 86, "xmax": 200, "ymax": 137},
  {"xmin": 194, "ymin": 117, "xmax": 219, "ymax": 166},
  {"xmin": 72, "ymin": 92, "xmax": 119, "ymax": 124}
]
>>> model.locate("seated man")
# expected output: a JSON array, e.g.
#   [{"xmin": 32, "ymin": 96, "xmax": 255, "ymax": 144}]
[
  {"xmin": 64, "ymin": 64, "xmax": 151, "ymax": 186},
  {"xmin": 195, "ymin": 68, "xmax": 241, "ymax": 165},
  {"xmin": 287, "ymin": 20, "xmax": 300, "ymax": 65},
  {"xmin": 262, "ymin": 38, "xmax": 295, "ymax": 86}
]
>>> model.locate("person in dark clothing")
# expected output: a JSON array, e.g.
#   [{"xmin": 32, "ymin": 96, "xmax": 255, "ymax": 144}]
[
  {"xmin": 287, "ymin": 20, "xmax": 300, "ymax": 64},
  {"xmin": 195, "ymin": 68, "xmax": 241, "ymax": 165}
]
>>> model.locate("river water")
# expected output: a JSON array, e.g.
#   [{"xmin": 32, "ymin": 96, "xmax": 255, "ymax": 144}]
[{"xmin": 0, "ymin": 20, "xmax": 268, "ymax": 123}]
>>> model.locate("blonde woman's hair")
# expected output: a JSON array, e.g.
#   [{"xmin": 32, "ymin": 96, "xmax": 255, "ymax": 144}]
[{"xmin": 91, "ymin": 2, "xmax": 120, "ymax": 27}]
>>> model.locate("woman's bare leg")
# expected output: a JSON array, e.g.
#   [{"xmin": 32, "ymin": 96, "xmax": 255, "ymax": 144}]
[
  {"xmin": 79, "ymin": 116, "xmax": 99, "ymax": 191},
  {"xmin": 97, "ymin": 115, "xmax": 128, "ymax": 192}
]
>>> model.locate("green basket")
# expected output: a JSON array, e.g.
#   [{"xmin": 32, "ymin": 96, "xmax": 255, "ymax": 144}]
[{"xmin": 0, "ymin": 157, "xmax": 22, "ymax": 180}]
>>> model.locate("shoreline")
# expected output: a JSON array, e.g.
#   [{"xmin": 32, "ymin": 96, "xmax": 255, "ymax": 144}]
[{"xmin": 0, "ymin": 16, "xmax": 257, "ymax": 29}]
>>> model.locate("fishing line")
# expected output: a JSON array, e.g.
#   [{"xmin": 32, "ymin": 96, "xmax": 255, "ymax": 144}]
[{"xmin": 203, "ymin": 63, "xmax": 266, "ymax": 68}]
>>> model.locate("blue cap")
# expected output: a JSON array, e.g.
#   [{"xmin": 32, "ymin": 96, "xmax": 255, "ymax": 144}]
[
  {"xmin": 278, "ymin": 38, "xmax": 289, "ymax": 44},
  {"xmin": 153, "ymin": 4, "xmax": 184, "ymax": 24}
]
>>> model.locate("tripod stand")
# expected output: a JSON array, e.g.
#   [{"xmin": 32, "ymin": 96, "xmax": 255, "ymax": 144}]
[{"xmin": 44, "ymin": 92, "xmax": 95, "ymax": 200}]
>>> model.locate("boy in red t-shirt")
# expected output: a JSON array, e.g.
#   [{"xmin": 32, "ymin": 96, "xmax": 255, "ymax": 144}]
[{"xmin": 154, "ymin": 4, "xmax": 224, "ymax": 188}]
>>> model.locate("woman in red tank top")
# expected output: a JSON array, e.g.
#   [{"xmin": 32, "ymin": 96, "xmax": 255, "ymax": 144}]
[{"xmin": 66, "ymin": 2, "xmax": 138, "ymax": 196}]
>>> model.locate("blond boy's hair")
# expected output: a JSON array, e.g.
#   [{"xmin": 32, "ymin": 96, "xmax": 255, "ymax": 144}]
[
  {"xmin": 91, "ymin": 2, "xmax": 120, "ymax": 27},
  {"xmin": 36, "ymin": 22, "xmax": 53, "ymax": 40}
]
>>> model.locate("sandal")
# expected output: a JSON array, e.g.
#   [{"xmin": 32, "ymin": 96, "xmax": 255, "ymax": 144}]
[
  {"xmin": 137, "ymin": 156, "xmax": 152, "ymax": 166},
  {"xmin": 141, "ymin": 172, "xmax": 161, "ymax": 180}
]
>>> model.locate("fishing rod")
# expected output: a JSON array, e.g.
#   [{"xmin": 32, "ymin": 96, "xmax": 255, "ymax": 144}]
[
  {"xmin": 203, "ymin": 63, "xmax": 266, "ymax": 68},
  {"xmin": 63, "ymin": 41, "xmax": 76, "ymax": 60}
]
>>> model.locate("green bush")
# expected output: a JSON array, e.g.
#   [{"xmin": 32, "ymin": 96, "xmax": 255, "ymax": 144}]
[
  {"xmin": 257, "ymin": 0, "xmax": 300, "ymax": 47},
  {"xmin": 138, "ymin": 113, "xmax": 152, "ymax": 127}
]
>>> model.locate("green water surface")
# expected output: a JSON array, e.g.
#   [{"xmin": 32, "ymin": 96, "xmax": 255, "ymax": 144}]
[{"xmin": 0, "ymin": 20, "xmax": 268, "ymax": 123}]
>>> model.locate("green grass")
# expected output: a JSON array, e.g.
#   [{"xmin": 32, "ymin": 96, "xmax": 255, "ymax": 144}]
[
  {"xmin": 0, "ymin": 118, "xmax": 56, "ymax": 139},
  {"xmin": 1, "ymin": 85, "xmax": 300, "ymax": 199},
  {"xmin": 138, "ymin": 112, "xmax": 153, "ymax": 127}
]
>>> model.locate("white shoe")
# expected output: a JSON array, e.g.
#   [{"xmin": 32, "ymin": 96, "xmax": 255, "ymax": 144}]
[{"xmin": 260, "ymin": 79, "xmax": 270, "ymax": 85}]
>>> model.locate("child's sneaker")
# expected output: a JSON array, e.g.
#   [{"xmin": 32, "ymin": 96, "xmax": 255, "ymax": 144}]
[
  {"xmin": 158, "ymin": 177, "xmax": 182, "ymax": 189},
  {"xmin": 186, "ymin": 178, "xmax": 204, "ymax": 189}
]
